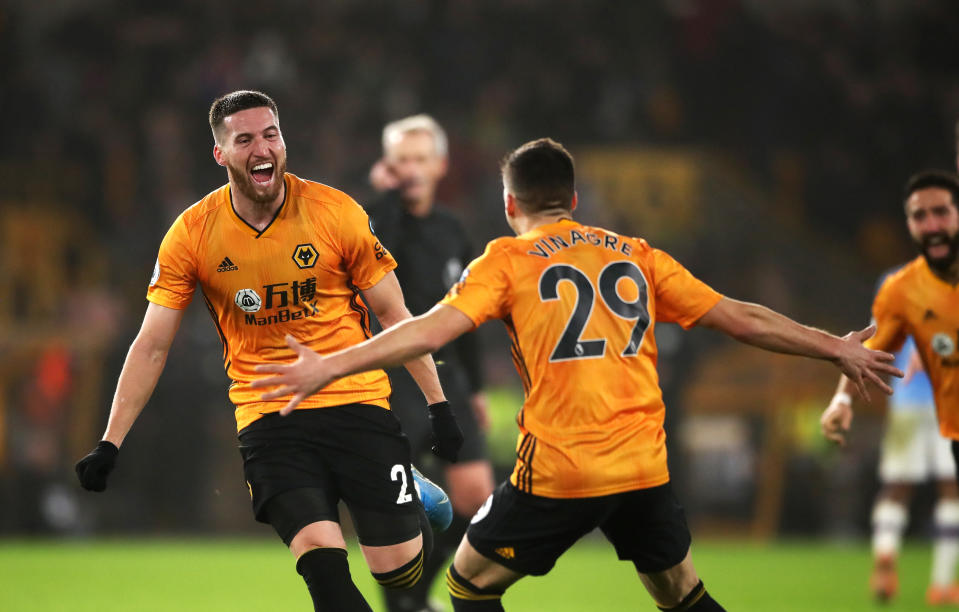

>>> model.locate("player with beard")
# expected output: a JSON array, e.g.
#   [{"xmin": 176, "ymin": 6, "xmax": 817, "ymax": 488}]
[
  {"xmin": 366, "ymin": 115, "xmax": 496, "ymax": 612},
  {"xmin": 74, "ymin": 90, "xmax": 463, "ymax": 612},
  {"xmin": 822, "ymin": 170, "xmax": 959, "ymax": 594}
]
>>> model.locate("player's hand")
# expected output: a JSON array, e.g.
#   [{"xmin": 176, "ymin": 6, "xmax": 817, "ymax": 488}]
[
  {"xmin": 252, "ymin": 335, "xmax": 333, "ymax": 416},
  {"xmin": 75, "ymin": 441, "xmax": 119, "ymax": 492},
  {"xmin": 428, "ymin": 401, "xmax": 464, "ymax": 463},
  {"xmin": 820, "ymin": 395, "xmax": 854, "ymax": 446},
  {"xmin": 469, "ymin": 392, "xmax": 491, "ymax": 431},
  {"xmin": 834, "ymin": 324, "xmax": 902, "ymax": 401}
]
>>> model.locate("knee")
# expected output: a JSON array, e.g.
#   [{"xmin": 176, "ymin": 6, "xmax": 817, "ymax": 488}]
[
  {"xmin": 447, "ymin": 562, "xmax": 506, "ymax": 604},
  {"xmin": 638, "ymin": 552, "xmax": 700, "ymax": 608},
  {"xmin": 288, "ymin": 521, "xmax": 347, "ymax": 559},
  {"xmin": 879, "ymin": 484, "xmax": 913, "ymax": 505},
  {"xmin": 372, "ymin": 548, "xmax": 426, "ymax": 590}
]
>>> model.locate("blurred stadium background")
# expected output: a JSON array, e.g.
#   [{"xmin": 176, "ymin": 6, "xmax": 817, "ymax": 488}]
[{"xmin": 4, "ymin": 0, "xmax": 959, "ymax": 609}]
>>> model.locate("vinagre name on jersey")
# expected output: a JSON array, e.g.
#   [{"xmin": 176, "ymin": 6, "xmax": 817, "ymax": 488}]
[{"xmin": 527, "ymin": 229, "xmax": 632, "ymax": 259}]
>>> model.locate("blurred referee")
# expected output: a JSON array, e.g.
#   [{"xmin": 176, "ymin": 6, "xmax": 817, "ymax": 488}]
[{"xmin": 367, "ymin": 115, "xmax": 495, "ymax": 612}]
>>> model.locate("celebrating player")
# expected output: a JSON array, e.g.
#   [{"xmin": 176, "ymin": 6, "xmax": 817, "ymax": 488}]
[
  {"xmin": 367, "ymin": 114, "xmax": 496, "ymax": 612},
  {"xmin": 74, "ymin": 90, "xmax": 463, "ymax": 612},
  {"xmin": 821, "ymin": 169, "xmax": 959, "ymax": 604},
  {"xmin": 254, "ymin": 138, "xmax": 900, "ymax": 611}
]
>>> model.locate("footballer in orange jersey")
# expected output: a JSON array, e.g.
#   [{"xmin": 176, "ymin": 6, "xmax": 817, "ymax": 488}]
[
  {"xmin": 75, "ymin": 91, "xmax": 464, "ymax": 612},
  {"xmin": 255, "ymin": 138, "xmax": 899, "ymax": 612},
  {"xmin": 821, "ymin": 170, "xmax": 959, "ymax": 605},
  {"xmin": 822, "ymin": 171, "xmax": 959, "ymax": 444},
  {"xmin": 147, "ymin": 170, "xmax": 399, "ymax": 432}
]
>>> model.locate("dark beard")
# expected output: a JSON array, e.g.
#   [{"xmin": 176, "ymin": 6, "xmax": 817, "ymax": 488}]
[
  {"xmin": 229, "ymin": 157, "xmax": 287, "ymax": 204},
  {"xmin": 915, "ymin": 231, "xmax": 959, "ymax": 273}
]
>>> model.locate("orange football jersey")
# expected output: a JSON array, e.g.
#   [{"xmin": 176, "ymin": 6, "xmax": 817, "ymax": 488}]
[
  {"xmin": 866, "ymin": 256, "xmax": 959, "ymax": 439},
  {"xmin": 147, "ymin": 173, "xmax": 396, "ymax": 431},
  {"xmin": 441, "ymin": 219, "xmax": 722, "ymax": 498}
]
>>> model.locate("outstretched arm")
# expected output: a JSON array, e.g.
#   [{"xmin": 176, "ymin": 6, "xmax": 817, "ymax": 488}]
[
  {"xmin": 254, "ymin": 303, "xmax": 475, "ymax": 415},
  {"xmin": 696, "ymin": 297, "xmax": 901, "ymax": 399}
]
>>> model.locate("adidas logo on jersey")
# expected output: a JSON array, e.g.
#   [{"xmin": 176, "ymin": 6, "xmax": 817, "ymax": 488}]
[
  {"xmin": 924, "ymin": 309, "xmax": 938, "ymax": 321},
  {"xmin": 217, "ymin": 257, "xmax": 239, "ymax": 272}
]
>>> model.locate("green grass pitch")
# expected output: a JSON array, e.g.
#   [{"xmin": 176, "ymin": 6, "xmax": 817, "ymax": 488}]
[{"xmin": 0, "ymin": 537, "xmax": 936, "ymax": 611}]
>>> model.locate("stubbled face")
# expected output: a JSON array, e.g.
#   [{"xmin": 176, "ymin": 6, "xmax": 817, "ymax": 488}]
[
  {"xmin": 384, "ymin": 130, "xmax": 446, "ymax": 204},
  {"xmin": 906, "ymin": 186, "xmax": 959, "ymax": 272},
  {"xmin": 215, "ymin": 106, "xmax": 287, "ymax": 205}
]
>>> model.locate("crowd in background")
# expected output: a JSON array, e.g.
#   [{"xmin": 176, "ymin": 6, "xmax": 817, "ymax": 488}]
[{"xmin": 3, "ymin": 0, "xmax": 959, "ymax": 537}]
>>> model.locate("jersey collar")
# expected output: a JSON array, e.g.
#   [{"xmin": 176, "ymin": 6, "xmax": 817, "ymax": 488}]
[
  {"xmin": 227, "ymin": 174, "xmax": 289, "ymax": 239},
  {"xmin": 919, "ymin": 255, "xmax": 959, "ymax": 289},
  {"xmin": 520, "ymin": 218, "xmax": 580, "ymax": 239}
]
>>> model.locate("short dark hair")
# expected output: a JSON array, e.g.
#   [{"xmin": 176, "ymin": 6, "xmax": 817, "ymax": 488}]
[
  {"xmin": 501, "ymin": 138, "xmax": 575, "ymax": 213},
  {"xmin": 904, "ymin": 169, "xmax": 959, "ymax": 211},
  {"xmin": 209, "ymin": 90, "xmax": 278, "ymax": 141}
]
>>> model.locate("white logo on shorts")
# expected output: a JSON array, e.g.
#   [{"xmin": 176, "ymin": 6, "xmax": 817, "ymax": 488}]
[
  {"xmin": 470, "ymin": 493, "xmax": 494, "ymax": 524},
  {"xmin": 932, "ymin": 332, "xmax": 955, "ymax": 357},
  {"xmin": 234, "ymin": 288, "xmax": 262, "ymax": 313}
]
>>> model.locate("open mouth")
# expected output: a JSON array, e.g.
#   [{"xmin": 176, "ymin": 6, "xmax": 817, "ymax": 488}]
[
  {"xmin": 250, "ymin": 162, "xmax": 275, "ymax": 185},
  {"xmin": 927, "ymin": 243, "xmax": 951, "ymax": 258},
  {"xmin": 922, "ymin": 233, "xmax": 954, "ymax": 261}
]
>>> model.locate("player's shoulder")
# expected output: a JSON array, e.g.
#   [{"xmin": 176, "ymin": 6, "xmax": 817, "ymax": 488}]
[
  {"xmin": 879, "ymin": 257, "xmax": 925, "ymax": 294},
  {"xmin": 479, "ymin": 235, "xmax": 521, "ymax": 257},
  {"xmin": 287, "ymin": 173, "xmax": 358, "ymax": 211},
  {"xmin": 176, "ymin": 183, "xmax": 231, "ymax": 230},
  {"xmin": 576, "ymin": 222, "xmax": 656, "ymax": 256}
]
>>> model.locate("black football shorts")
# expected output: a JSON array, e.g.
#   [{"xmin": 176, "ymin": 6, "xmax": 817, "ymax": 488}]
[
  {"xmin": 465, "ymin": 480, "xmax": 691, "ymax": 576},
  {"xmin": 238, "ymin": 404, "xmax": 421, "ymax": 547}
]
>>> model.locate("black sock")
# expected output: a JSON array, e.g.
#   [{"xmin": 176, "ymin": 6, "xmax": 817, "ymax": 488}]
[
  {"xmin": 296, "ymin": 547, "xmax": 373, "ymax": 612},
  {"xmin": 657, "ymin": 580, "xmax": 726, "ymax": 611},
  {"xmin": 447, "ymin": 564, "xmax": 505, "ymax": 611},
  {"xmin": 382, "ymin": 513, "xmax": 468, "ymax": 611},
  {"xmin": 373, "ymin": 548, "xmax": 426, "ymax": 590}
]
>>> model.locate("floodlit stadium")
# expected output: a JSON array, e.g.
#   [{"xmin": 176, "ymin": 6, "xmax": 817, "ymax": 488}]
[{"xmin": 4, "ymin": 1, "xmax": 959, "ymax": 610}]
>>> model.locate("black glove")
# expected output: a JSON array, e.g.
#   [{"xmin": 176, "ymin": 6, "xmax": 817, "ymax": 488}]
[
  {"xmin": 428, "ymin": 401, "xmax": 463, "ymax": 463},
  {"xmin": 76, "ymin": 441, "xmax": 119, "ymax": 492}
]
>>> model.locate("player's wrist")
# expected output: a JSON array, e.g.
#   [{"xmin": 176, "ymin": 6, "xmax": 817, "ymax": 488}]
[
  {"xmin": 323, "ymin": 354, "xmax": 352, "ymax": 383},
  {"xmin": 832, "ymin": 391, "xmax": 853, "ymax": 406},
  {"xmin": 101, "ymin": 433, "xmax": 123, "ymax": 449},
  {"xmin": 428, "ymin": 400, "xmax": 451, "ymax": 414}
]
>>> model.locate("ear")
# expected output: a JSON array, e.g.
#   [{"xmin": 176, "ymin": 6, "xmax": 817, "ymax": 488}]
[
  {"xmin": 437, "ymin": 155, "xmax": 449, "ymax": 179},
  {"xmin": 570, "ymin": 191, "xmax": 578, "ymax": 212},
  {"xmin": 505, "ymin": 192, "xmax": 517, "ymax": 218},
  {"xmin": 213, "ymin": 143, "xmax": 226, "ymax": 167}
]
